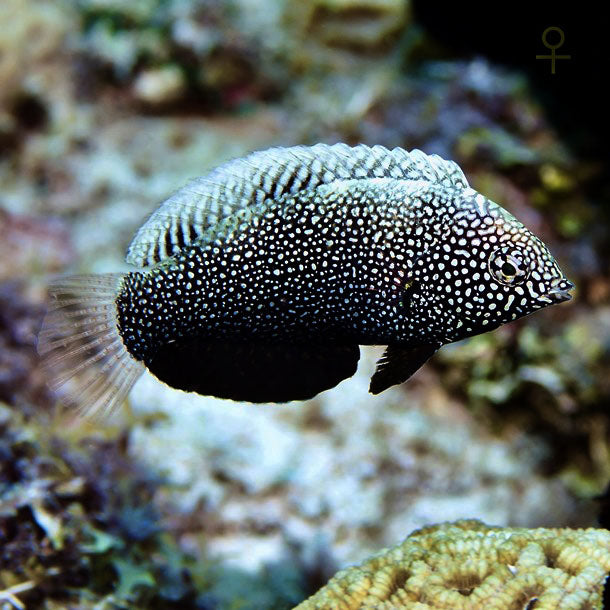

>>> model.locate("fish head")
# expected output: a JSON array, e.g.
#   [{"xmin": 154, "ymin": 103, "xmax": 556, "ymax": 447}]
[{"xmin": 428, "ymin": 190, "xmax": 573, "ymax": 343}]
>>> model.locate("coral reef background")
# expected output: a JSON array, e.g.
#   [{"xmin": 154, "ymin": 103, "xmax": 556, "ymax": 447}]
[{"xmin": 1, "ymin": 0, "xmax": 608, "ymax": 608}]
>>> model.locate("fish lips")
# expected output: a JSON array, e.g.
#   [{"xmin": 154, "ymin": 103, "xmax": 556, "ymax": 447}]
[{"xmin": 543, "ymin": 279, "xmax": 574, "ymax": 303}]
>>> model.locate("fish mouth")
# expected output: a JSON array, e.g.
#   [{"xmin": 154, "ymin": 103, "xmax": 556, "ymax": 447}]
[{"xmin": 543, "ymin": 279, "xmax": 574, "ymax": 303}]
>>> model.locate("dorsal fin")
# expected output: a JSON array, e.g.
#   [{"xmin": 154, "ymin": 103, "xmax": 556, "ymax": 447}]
[{"xmin": 125, "ymin": 144, "xmax": 469, "ymax": 268}]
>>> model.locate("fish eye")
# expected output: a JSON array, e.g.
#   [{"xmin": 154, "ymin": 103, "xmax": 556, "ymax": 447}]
[{"xmin": 489, "ymin": 247, "xmax": 528, "ymax": 286}]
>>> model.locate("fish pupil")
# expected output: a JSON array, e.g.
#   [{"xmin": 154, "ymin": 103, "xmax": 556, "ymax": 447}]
[{"xmin": 501, "ymin": 262, "xmax": 516, "ymax": 276}]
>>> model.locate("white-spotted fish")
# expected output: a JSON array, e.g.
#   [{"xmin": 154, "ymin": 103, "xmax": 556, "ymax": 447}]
[{"xmin": 37, "ymin": 144, "xmax": 573, "ymax": 415}]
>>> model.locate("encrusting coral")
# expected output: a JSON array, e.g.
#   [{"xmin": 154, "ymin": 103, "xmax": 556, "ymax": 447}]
[{"xmin": 294, "ymin": 519, "xmax": 610, "ymax": 610}]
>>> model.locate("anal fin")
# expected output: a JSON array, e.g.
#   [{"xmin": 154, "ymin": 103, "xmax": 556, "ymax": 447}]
[
  {"xmin": 146, "ymin": 340, "xmax": 360, "ymax": 403},
  {"xmin": 369, "ymin": 344, "xmax": 438, "ymax": 395}
]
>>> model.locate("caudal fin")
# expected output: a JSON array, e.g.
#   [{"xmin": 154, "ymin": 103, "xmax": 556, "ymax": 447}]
[{"xmin": 37, "ymin": 274, "xmax": 145, "ymax": 418}]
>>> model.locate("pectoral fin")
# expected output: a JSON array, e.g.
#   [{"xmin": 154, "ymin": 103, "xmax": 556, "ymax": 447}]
[{"xmin": 369, "ymin": 344, "xmax": 438, "ymax": 395}]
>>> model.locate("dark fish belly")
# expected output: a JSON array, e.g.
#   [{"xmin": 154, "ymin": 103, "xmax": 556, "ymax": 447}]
[{"xmin": 145, "ymin": 339, "xmax": 360, "ymax": 402}]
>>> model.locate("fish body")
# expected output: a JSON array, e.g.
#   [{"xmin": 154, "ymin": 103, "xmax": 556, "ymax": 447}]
[{"xmin": 38, "ymin": 144, "xmax": 573, "ymax": 414}]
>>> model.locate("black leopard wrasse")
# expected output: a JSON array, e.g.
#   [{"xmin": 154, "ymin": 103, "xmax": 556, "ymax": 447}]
[{"xmin": 37, "ymin": 144, "xmax": 573, "ymax": 415}]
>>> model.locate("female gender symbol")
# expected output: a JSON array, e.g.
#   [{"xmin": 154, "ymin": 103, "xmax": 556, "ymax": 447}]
[{"xmin": 536, "ymin": 26, "xmax": 571, "ymax": 74}]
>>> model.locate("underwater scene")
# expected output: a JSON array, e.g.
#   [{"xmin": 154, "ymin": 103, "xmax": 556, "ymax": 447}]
[{"xmin": 1, "ymin": 0, "xmax": 608, "ymax": 608}]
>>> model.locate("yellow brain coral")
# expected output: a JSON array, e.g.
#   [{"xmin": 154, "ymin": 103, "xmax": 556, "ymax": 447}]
[{"xmin": 294, "ymin": 520, "xmax": 610, "ymax": 610}]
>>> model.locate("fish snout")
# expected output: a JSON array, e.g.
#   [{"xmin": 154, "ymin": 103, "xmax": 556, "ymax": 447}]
[{"xmin": 545, "ymin": 278, "xmax": 574, "ymax": 303}]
